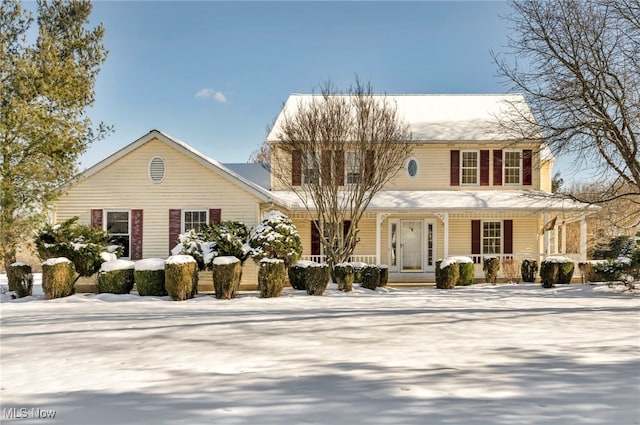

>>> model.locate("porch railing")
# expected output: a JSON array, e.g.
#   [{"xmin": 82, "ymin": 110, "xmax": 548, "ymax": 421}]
[
  {"xmin": 300, "ymin": 254, "xmax": 378, "ymax": 264},
  {"xmin": 464, "ymin": 253, "xmax": 583, "ymax": 264}
]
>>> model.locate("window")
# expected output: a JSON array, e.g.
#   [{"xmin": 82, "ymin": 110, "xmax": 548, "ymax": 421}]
[
  {"xmin": 303, "ymin": 151, "xmax": 320, "ymax": 185},
  {"xmin": 407, "ymin": 158, "xmax": 418, "ymax": 178},
  {"xmin": 482, "ymin": 221, "xmax": 502, "ymax": 255},
  {"xmin": 503, "ymin": 150, "xmax": 522, "ymax": 185},
  {"xmin": 346, "ymin": 152, "xmax": 361, "ymax": 184},
  {"xmin": 106, "ymin": 211, "xmax": 130, "ymax": 258},
  {"xmin": 461, "ymin": 151, "xmax": 479, "ymax": 185},
  {"xmin": 183, "ymin": 210, "xmax": 207, "ymax": 233}
]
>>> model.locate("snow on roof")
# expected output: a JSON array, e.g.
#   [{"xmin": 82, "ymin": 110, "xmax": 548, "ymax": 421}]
[
  {"xmin": 270, "ymin": 190, "xmax": 598, "ymax": 214},
  {"xmin": 223, "ymin": 163, "xmax": 271, "ymax": 190},
  {"xmin": 267, "ymin": 94, "xmax": 544, "ymax": 143}
]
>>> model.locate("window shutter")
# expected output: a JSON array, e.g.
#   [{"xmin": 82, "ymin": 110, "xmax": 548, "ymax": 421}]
[
  {"xmin": 335, "ymin": 151, "xmax": 345, "ymax": 186},
  {"xmin": 503, "ymin": 219, "xmax": 513, "ymax": 255},
  {"xmin": 523, "ymin": 149, "xmax": 532, "ymax": 186},
  {"xmin": 364, "ymin": 150, "xmax": 375, "ymax": 181},
  {"xmin": 90, "ymin": 209, "xmax": 103, "ymax": 228},
  {"xmin": 292, "ymin": 150, "xmax": 302, "ymax": 186},
  {"xmin": 169, "ymin": 209, "xmax": 182, "ymax": 253},
  {"xmin": 343, "ymin": 220, "xmax": 351, "ymax": 240},
  {"xmin": 311, "ymin": 221, "xmax": 321, "ymax": 256},
  {"xmin": 493, "ymin": 150, "xmax": 502, "ymax": 186},
  {"xmin": 321, "ymin": 151, "xmax": 332, "ymax": 185},
  {"xmin": 480, "ymin": 150, "xmax": 490, "ymax": 186},
  {"xmin": 131, "ymin": 209, "xmax": 143, "ymax": 260},
  {"xmin": 471, "ymin": 220, "xmax": 481, "ymax": 255},
  {"xmin": 209, "ymin": 209, "xmax": 221, "ymax": 225},
  {"xmin": 450, "ymin": 150, "xmax": 460, "ymax": 186}
]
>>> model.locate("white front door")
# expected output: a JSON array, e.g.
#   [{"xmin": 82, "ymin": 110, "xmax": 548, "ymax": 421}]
[
  {"xmin": 401, "ymin": 220, "xmax": 423, "ymax": 272},
  {"xmin": 388, "ymin": 219, "xmax": 436, "ymax": 273}
]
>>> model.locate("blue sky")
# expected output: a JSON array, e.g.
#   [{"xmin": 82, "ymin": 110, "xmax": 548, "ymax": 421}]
[{"xmin": 73, "ymin": 0, "xmax": 526, "ymax": 168}]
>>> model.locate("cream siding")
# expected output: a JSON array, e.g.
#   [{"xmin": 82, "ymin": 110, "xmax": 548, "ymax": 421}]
[{"xmin": 54, "ymin": 138, "xmax": 262, "ymax": 284}]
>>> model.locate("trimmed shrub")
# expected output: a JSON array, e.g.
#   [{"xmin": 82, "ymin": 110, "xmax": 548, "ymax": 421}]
[
  {"xmin": 378, "ymin": 265, "xmax": 389, "ymax": 287},
  {"xmin": 578, "ymin": 261, "xmax": 595, "ymax": 283},
  {"xmin": 436, "ymin": 260, "xmax": 459, "ymax": 289},
  {"xmin": 7, "ymin": 262, "xmax": 33, "ymax": 298},
  {"xmin": 212, "ymin": 256, "xmax": 242, "ymax": 299},
  {"xmin": 288, "ymin": 261, "xmax": 313, "ymax": 290},
  {"xmin": 457, "ymin": 262, "xmax": 475, "ymax": 286},
  {"xmin": 258, "ymin": 258, "xmax": 286, "ymax": 298},
  {"xmin": 98, "ymin": 260, "xmax": 135, "ymax": 294},
  {"xmin": 135, "ymin": 258, "xmax": 167, "ymax": 296},
  {"xmin": 249, "ymin": 211, "xmax": 302, "ymax": 268},
  {"xmin": 360, "ymin": 265, "xmax": 380, "ymax": 290},
  {"xmin": 483, "ymin": 257, "xmax": 500, "ymax": 284},
  {"xmin": 334, "ymin": 263, "xmax": 354, "ymax": 292},
  {"xmin": 350, "ymin": 262, "xmax": 367, "ymax": 283},
  {"xmin": 557, "ymin": 262, "xmax": 575, "ymax": 284},
  {"xmin": 502, "ymin": 258, "xmax": 521, "ymax": 283},
  {"xmin": 42, "ymin": 258, "xmax": 76, "ymax": 299},
  {"xmin": 305, "ymin": 263, "xmax": 330, "ymax": 296},
  {"xmin": 540, "ymin": 261, "xmax": 558, "ymax": 288},
  {"xmin": 521, "ymin": 259, "xmax": 538, "ymax": 283},
  {"xmin": 165, "ymin": 255, "xmax": 198, "ymax": 301}
]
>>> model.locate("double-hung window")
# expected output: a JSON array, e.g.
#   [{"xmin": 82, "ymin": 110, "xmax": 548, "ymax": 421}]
[
  {"xmin": 303, "ymin": 151, "xmax": 320, "ymax": 185},
  {"xmin": 106, "ymin": 210, "xmax": 130, "ymax": 258},
  {"xmin": 183, "ymin": 210, "xmax": 207, "ymax": 233},
  {"xmin": 346, "ymin": 151, "xmax": 361, "ymax": 185},
  {"xmin": 461, "ymin": 151, "xmax": 479, "ymax": 185},
  {"xmin": 503, "ymin": 150, "xmax": 522, "ymax": 185},
  {"xmin": 482, "ymin": 221, "xmax": 502, "ymax": 255}
]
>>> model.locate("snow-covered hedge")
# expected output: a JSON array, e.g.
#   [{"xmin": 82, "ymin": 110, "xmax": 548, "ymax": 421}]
[
  {"xmin": 360, "ymin": 265, "xmax": 380, "ymax": 290},
  {"xmin": 212, "ymin": 256, "xmax": 242, "ymax": 299},
  {"xmin": 540, "ymin": 258, "xmax": 574, "ymax": 288},
  {"xmin": 165, "ymin": 255, "xmax": 198, "ymax": 301},
  {"xmin": 258, "ymin": 258, "xmax": 286, "ymax": 298},
  {"xmin": 248, "ymin": 211, "xmax": 302, "ymax": 268},
  {"xmin": 521, "ymin": 259, "xmax": 538, "ymax": 283},
  {"xmin": 288, "ymin": 261, "xmax": 330, "ymax": 295},
  {"xmin": 435, "ymin": 260, "xmax": 459, "ymax": 289},
  {"xmin": 36, "ymin": 217, "xmax": 121, "ymax": 277},
  {"xmin": 135, "ymin": 258, "xmax": 167, "ymax": 296},
  {"xmin": 42, "ymin": 257, "xmax": 75, "ymax": 299},
  {"xmin": 98, "ymin": 260, "xmax": 135, "ymax": 294},
  {"xmin": 334, "ymin": 263, "xmax": 355, "ymax": 292},
  {"xmin": 7, "ymin": 262, "xmax": 33, "ymax": 298},
  {"xmin": 483, "ymin": 257, "xmax": 500, "ymax": 284}
]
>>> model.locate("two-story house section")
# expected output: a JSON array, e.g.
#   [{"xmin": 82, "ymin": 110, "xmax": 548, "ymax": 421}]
[{"xmin": 266, "ymin": 94, "xmax": 596, "ymax": 281}]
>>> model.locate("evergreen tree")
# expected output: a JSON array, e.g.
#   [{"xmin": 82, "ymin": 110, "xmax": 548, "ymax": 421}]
[{"xmin": 0, "ymin": 0, "xmax": 109, "ymax": 270}]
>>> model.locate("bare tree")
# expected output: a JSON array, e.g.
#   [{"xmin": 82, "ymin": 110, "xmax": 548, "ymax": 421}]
[
  {"xmin": 493, "ymin": 0, "xmax": 640, "ymax": 205},
  {"xmin": 248, "ymin": 141, "xmax": 271, "ymax": 166},
  {"xmin": 269, "ymin": 79, "xmax": 413, "ymax": 268}
]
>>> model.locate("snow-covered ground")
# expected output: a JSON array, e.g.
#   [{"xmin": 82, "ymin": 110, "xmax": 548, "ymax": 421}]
[{"xmin": 1, "ymin": 275, "xmax": 639, "ymax": 425}]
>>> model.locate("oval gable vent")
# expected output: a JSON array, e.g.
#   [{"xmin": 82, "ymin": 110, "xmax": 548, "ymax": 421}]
[{"xmin": 148, "ymin": 157, "xmax": 166, "ymax": 184}]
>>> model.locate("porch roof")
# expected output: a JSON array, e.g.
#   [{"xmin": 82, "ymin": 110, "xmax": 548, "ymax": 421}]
[{"xmin": 270, "ymin": 190, "xmax": 598, "ymax": 216}]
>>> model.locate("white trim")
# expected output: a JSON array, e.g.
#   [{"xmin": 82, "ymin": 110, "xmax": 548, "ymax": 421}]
[
  {"xmin": 104, "ymin": 209, "xmax": 131, "ymax": 259},
  {"xmin": 388, "ymin": 219, "xmax": 399, "ymax": 272},
  {"xmin": 443, "ymin": 212, "xmax": 449, "ymax": 258},
  {"xmin": 502, "ymin": 149, "xmax": 523, "ymax": 186},
  {"xmin": 181, "ymin": 209, "xmax": 209, "ymax": 233},
  {"xmin": 460, "ymin": 150, "xmax": 480, "ymax": 186}
]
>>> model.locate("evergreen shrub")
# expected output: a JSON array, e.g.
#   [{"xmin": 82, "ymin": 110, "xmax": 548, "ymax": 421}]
[
  {"xmin": 165, "ymin": 255, "xmax": 198, "ymax": 301},
  {"xmin": 521, "ymin": 259, "xmax": 538, "ymax": 282},
  {"xmin": 305, "ymin": 263, "xmax": 329, "ymax": 296},
  {"xmin": 288, "ymin": 261, "xmax": 313, "ymax": 290},
  {"xmin": 249, "ymin": 211, "xmax": 302, "ymax": 268},
  {"xmin": 7, "ymin": 262, "xmax": 33, "ymax": 298},
  {"xmin": 378, "ymin": 265, "xmax": 389, "ymax": 287},
  {"xmin": 457, "ymin": 261, "xmax": 475, "ymax": 286},
  {"xmin": 258, "ymin": 258, "xmax": 286, "ymax": 298},
  {"xmin": 42, "ymin": 258, "xmax": 76, "ymax": 299},
  {"xmin": 360, "ymin": 265, "xmax": 380, "ymax": 290},
  {"xmin": 483, "ymin": 257, "xmax": 500, "ymax": 284},
  {"xmin": 334, "ymin": 263, "xmax": 354, "ymax": 292},
  {"xmin": 436, "ymin": 260, "xmax": 459, "ymax": 289},
  {"xmin": 212, "ymin": 256, "xmax": 241, "ymax": 299},
  {"xmin": 98, "ymin": 260, "xmax": 135, "ymax": 294},
  {"xmin": 135, "ymin": 258, "xmax": 167, "ymax": 296}
]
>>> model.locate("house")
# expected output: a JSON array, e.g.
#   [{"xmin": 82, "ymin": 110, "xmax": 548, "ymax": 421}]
[
  {"xmin": 265, "ymin": 94, "xmax": 596, "ymax": 281},
  {"xmin": 53, "ymin": 130, "xmax": 284, "ymax": 285}
]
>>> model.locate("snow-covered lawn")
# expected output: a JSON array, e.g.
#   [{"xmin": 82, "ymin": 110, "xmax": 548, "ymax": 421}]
[{"xmin": 1, "ymin": 277, "xmax": 639, "ymax": 425}]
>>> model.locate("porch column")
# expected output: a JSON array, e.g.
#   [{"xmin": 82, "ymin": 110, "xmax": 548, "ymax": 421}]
[
  {"xmin": 561, "ymin": 222, "xmax": 567, "ymax": 254},
  {"xmin": 443, "ymin": 212, "xmax": 449, "ymax": 258},
  {"xmin": 375, "ymin": 212, "xmax": 381, "ymax": 265},
  {"xmin": 543, "ymin": 213, "xmax": 550, "ymax": 256},
  {"xmin": 580, "ymin": 215, "xmax": 587, "ymax": 262}
]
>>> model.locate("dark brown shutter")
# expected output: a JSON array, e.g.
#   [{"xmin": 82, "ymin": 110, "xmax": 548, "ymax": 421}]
[
  {"xmin": 91, "ymin": 209, "xmax": 103, "ymax": 228},
  {"xmin": 503, "ymin": 219, "xmax": 513, "ymax": 255},
  {"xmin": 363, "ymin": 150, "xmax": 375, "ymax": 182},
  {"xmin": 209, "ymin": 209, "xmax": 221, "ymax": 225},
  {"xmin": 480, "ymin": 150, "xmax": 490, "ymax": 186},
  {"xmin": 292, "ymin": 150, "xmax": 302, "ymax": 186},
  {"xmin": 169, "ymin": 209, "xmax": 181, "ymax": 253},
  {"xmin": 343, "ymin": 220, "xmax": 351, "ymax": 240},
  {"xmin": 523, "ymin": 149, "xmax": 532, "ymax": 186},
  {"xmin": 130, "ymin": 209, "xmax": 143, "ymax": 260},
  {"xmin": 311, "ymin": 221, "xmax": 321, "ymax": 256},
  {"xmin": 471, "ymin": 220, "xmax": 481, "ymax": 255},
  {"xmin": 493, "ymin": 150, "xmax": 503, "ymax": 186},
  {"xmin": 321, "ymin": 151, "xmax": 332, "ymax": 185},
  {"xmin": 335, "ymin": 151, "xmax": 345, "ymax": 186},
  {"xmin": 450, "ymin": 150, "xmax": 460, "ymax": 186}
]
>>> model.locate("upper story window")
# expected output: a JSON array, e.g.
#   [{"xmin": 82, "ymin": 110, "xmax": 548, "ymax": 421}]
[
  {"xmin": 407, "ymin": 158, "xmax": 418, "ymax": 178},
  {"xmin": 504, "ymin": 150, "xmax": 522, "ymax": 185},
  {"xmin": 346, "ymin": 151, "xmax": 361, "ymax": 185},
  {"xmin": 303, "ymin": 151, "xmax": 320, "ymax": 185},
  {"xmin": 183, "ymin": 210, "xmax": 207, "ymax": 233},
  {"xmin": 461, "ymin": 151, "xmax": 479, "ymax": 185},
  {"xmin": 482, "ymin": 221, "xmax": 502, "ymax": 254}
]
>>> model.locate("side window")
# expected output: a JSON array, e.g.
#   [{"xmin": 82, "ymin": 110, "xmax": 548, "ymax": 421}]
[
  {"xmin": 503, "ymin": 150, "xmax": 522, "ymax": 185},
  {"xmin": 183, "ymin": 210, "xmax": 207, "ymax": 233},
  {"xmin": 461, "ymin": 151, "xmax": 479, "ymax": 185},
  {"xmin": 346, "ymin": 151, "xmax": 361, "ymax": 184},
  {"xmin": 106, "ymin": 210, "xmax": 130, "ymax": 258},
  {"xmin": 303, "ymin": 151, "xmax": 320, "ymax": 185}
]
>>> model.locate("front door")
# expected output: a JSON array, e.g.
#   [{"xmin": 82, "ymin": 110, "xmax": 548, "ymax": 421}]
[{"xmin": 401, "ymin": 220, "xmax": 423, "ymax": 272}]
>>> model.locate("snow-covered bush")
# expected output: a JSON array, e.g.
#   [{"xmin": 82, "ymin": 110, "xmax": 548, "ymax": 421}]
[
  {"xmin": 172, "ymin": 222, "xmax": 250, "ymax": 271},
  {"xmin": 42, "ymin": 257, "xmax": 75, "ymax": 299},
  {"xmin": 258, "ymin": 258, "xmax": 286, "ymax": 298},
  {"xmin": 36, "ymin": 217, "xmax": 120, "ymax": 277},
  {"xmin": 350, "ymin": 262, "xmax": 367, "ymax": 283},
  {"xmin": 288, "ymin": 261, "xmax": 313, "ymax": 290},
  {"xmin": 360, "ymin": 265, "xmax": 380, "ymax": 290},
  {"xmin": 98, "ymin": 260, "xmax": 135, "ymax": 294},
  {"xmin": 334, "ymin": 263, "xmax": 354, "ymax": 292},
  {"xmin": 521, "ymin": 259, "xmax": 538, "ymax": 282},
  {"xmin": 501, "ymin": 258, "xmax": 521, "ymax": 284},
  {"xmin": 304, "ymin": 263, "xmax": 330, "ymax": 296},
  {"xmin": 378, "ymin": 265, "xmax": 389, "ymax": 287},
  {"xmin": 135, "ymin": 258, "xmax": 167, "ymax": 296},
  {"xmin": 448, "ymin": 257, "xmax": 474, "ymax": 286},
  {"xmin": 212, "ymin": 256, "xmax": 242, "ymax": 299},
  {"xmin": 482, "ymin": 257, "xmax": 500, "ymax": 284},
  {"xmin": 249, "ymin": 211, "xmax": 302, "ymax": 268},
  {"xmin": 436, "ymin": 260, "xmax": 459, "ymax": 290},
  {"xmin": 165, "ymin": 255, "xmax": 198, "ymax": 301},
  {"xmin": 7, "ymin": 262, "xmax": 33, "ymax": 298},
  {"xmin": 540, "ymin": 256, "xmax": 574, "ymax": 287}
]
